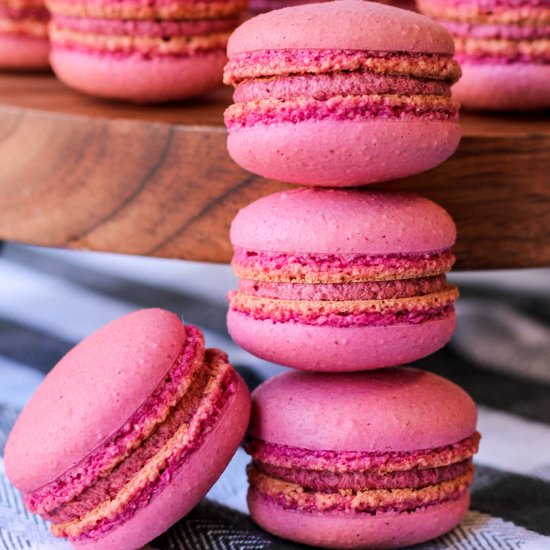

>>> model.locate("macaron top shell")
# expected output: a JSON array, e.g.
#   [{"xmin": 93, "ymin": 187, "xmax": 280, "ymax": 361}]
[
  {"xmin": 5, "ymin": 309, "xmax": 186, "ymax": 493},
  {"xmin": 248, "ymin": 368, "xmax": 477, "ymax": 452},
  {"xmin": 227, "ymin": 0, "xmax": 455, "ymax": 56},
  {"xmin": 230, "ymin": 188, "xmax": 456, "ymax": 254}
]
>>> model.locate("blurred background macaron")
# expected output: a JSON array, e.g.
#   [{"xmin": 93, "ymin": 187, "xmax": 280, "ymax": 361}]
[
  {"xmin": 228, "ymin": 188, "xmax": 458, "ymax": 372},
  {"xmin": 0, "ymin": 0, "xmax": 49, "ymax": 69},
  {"xmin": 224, "ymin": 0, "xmax": 462, "ymax": 186},
  {"xmin": 418, "ymin": 0, "xmax": 550, "ymax": 110},
  {"xmin": 4, "ymin": 308, "xmax": 251, "ymax": 549},
  {"xmin": 46, "ymin": 0, "xmax": 247, "ymax": 102},
  {"xmin": 245, "ymin": 368, "xmax": 480, "ymax": 548}
]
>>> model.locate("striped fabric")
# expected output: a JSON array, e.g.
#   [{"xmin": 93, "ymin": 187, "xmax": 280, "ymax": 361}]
[{"xmin": 0, "ymin": 244, "xmax": 549, "ymax": 550}]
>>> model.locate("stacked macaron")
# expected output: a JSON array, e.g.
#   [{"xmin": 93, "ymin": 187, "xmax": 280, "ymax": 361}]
[
  {"xmin": 418, "ymin": 0, "xmax": 550, "ymax": 109},
  {"xmin": 223, "ymin": 1, "xmax": 480, "ymax": 548},
  {"xmin": 0, "ymin": 0, "xmax": 49, "ymax": 68},
  {"xmin": 5, "ymin": 309, "xmax": 251, "ymax": 549},
  {"xmin": 45, "ymin": 0, "xmax": 247, "ymax": 102}
]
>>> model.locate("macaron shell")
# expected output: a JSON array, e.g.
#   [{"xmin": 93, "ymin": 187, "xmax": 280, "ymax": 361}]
[
  {"xmin": 5, "ymin": 309, "xmax": 187, "ymax": 493},
  {"xmin": 248, "ymin": 366, "xmax": 476, "ymax": 452},
  {"xmin": 453, "ymin": 61, "xmax": 550, "ymax": 111},
  {"xmin": 50, "ymin": 48, "xmax": 226, "ymax": 102},
  {"xmin": 0, "ymin": 34, "xmax": 49, "ymax": 68},
  {"xmin": 227, "ymin": 310, "xmax": 456, "ymax": 371},
  {"xmin": 248, "ymin": 489, "xmax": 470, "ymax": 549},
  {"xmin": 227, "ymin": 0, "xmax": 455, "ymax": 56},
  {"xmin": 72, "ymin": 375, "xmax": 251, "ymax": 550},
  {"xmin": 230, "ymin": 187, "xmax": 456, "ymax": 255},
  {"xmin": 227, "ymin": 118, "xmax": 461, "ymax": 187}
]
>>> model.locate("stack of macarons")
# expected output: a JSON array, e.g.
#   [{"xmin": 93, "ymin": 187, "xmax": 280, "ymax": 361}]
[
  {"xmin": 45, "ymin": 0, "xmax": 247, "ymax": 101},
  {"xmin": 417, "ymin": 0, "xmax": 550, "ymax": 110},
  {"xmin": 224, "ymin": 1, "xmax": 481, "ymax": 548},
  {"xmin": 0, "ymin": 0, "xmax": 49, "ymax": 68}
]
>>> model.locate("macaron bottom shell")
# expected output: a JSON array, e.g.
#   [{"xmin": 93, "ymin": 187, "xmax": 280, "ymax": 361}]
[
  {"xmin": 227, "ymin": 118, "xmax": 461, "ymax": 186},
  {"xmin": 227, "ymin": 309, "xmax": 456, "ymax": 371},
  {"xmin": 248, "ymin": 489, "xmax": 470, "ymax": 549},
  {"xmin": 71, "ymin": 374, "xmax": 251, "ymax": 550},
  {"xmin": 50, "ymin": 48, "xmax": 227, "ymax": 102},
  {"xmin": 0, "ymin": 34, "xmax": 49, "ymax": 68},
  {"xmin": 452, "ymin": 61, "xmax": 550, "ymax": 111}
]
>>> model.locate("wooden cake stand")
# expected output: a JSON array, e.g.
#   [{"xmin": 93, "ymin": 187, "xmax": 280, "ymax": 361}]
[{"xmin": 1, "ymin": 71, "xmax": 549, "ymax": 270}]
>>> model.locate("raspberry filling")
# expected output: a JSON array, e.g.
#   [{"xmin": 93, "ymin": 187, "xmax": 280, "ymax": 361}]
[
  {"xmin": 24, "ymin": 327, "xmax": 206, "ymax": 515},
  {"xmin": 245, "ymin": 434, "xmax": 479, "ymax": 515}
]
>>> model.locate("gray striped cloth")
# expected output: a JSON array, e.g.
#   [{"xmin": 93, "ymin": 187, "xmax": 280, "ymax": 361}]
[{"xmin": 1, "ymin": 244, "xmax": 549, "ymax": 550}]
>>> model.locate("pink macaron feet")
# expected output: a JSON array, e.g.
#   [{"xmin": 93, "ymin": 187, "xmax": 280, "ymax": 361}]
[
  {"xmin": 5, "ymin": 309, "xmax": 251, "ymax": 549},
  {"xmin": 418, "ymin": 0, "xmax": 550, "ymax": 110},
  {"xmin": 227, "ymin": 188, "xmax": 459, "ymax": 371},
  {"xmin": 245, "ymin": 368, "xmax": 480, "ymax": 548},
  {"xmin": 223, "ymin": 0, "xmax": 462, "ymax": 185}
]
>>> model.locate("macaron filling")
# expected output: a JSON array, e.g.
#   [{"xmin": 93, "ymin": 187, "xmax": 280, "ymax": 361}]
[
  {"xmin": 224, "ymin": 48, "xmax": 461, "ymax": 129},
  {"xmin": 245, "ymin": 433, "xmax": 479, "ymax": 515},
  {"xmin": 24, "ymin": 325, "xmax": 206, "ymax": 516},
  {"xmin": 232, "ymin": 248, "xmax": 456, "ymax": 283},
  {"xmin": 227, "ymin": 287, "xmax": 458, "ymax": 328},
  {"xmin": 49, "ymin": 349, "xmax": 238, "ymax": 541}
]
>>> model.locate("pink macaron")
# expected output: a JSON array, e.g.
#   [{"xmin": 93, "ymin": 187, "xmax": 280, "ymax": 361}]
[
  {"xmin": 245, "ymin": 368, "xmax": 480, "ymax": 549},
  {"xmin": 4, "ymin": 309, "xmax": 251, "ymax": 549},
  {"xmin": 418, "ymin": 0, "xmax": 550, "ymax": 110},
  {"xmin": 0, "ymin": 0, "xmax": 49, "ymax": 69},
  {"xmin": 227, "ymin": 188, "xmax": 458, "ymax": 372},
  {"xmin": 223, "ymin": 0, "xmax": 462, "ymax": 186},
  {"xmin": 46, "ymin": 0, "xmax": 247, "ymax": 102}
]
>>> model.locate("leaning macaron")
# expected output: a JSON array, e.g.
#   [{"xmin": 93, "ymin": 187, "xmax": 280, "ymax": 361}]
[
  {"xmin": 223, "ymin": 0, "xmax": 462, "ymax": 186},
  {"xmin": 46, "ymin": 0, "xmax": 246, "ymax": 102},
  {"xmin": 4, "ymin": 309, "xmax": 251, "ymax": 549},
  {"xmin": 0, "ymin": 0, "xmax": 49, "ymax": 69},
  {"xmin": 227, "ymin": 188, "xmax": 458, "ymax": 372},
  {"xmin": 418, "ymin": 0, "xmax": 550, "ymax": 110},
  {"xmin": 245, "ymin": 368, "xmax": 480, "ymax": 549}
]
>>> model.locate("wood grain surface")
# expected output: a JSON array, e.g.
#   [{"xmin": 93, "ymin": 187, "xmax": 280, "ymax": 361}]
[{"xmin": 1, "ymin": 72, "xmax": 549, "ymax": 270}]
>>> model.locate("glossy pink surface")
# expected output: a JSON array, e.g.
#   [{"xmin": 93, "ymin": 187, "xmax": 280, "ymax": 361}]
[
  {"xmin": 230, "ymin": 188, "xmax": 456, "ymax": 255},
  {"xmin": 73, "ymin": 376, "xmax": 251, "ymax": 550},
  {"xmin": 227, "ymin": 310, "xmax": 456, "ymax": 371},
  {"xmin": 228, "ymin": 0, "xmax": 455, "ymax": 56},
  {"xmin": 248, "ymin": 490, "xmax": 470, "ymax": 549},
  {"xmin": 0, "ymin": 34, "xmax": 49, "ymax": 68},
  {"xmin": 227, "ymin": 118, "xmax": 460, "ymax": 186},
  {"xmin": 453, "ymin": 61, "xmax": 550, "ymax": 110},
  {"xmin": 50, "ymin": 48, "xmax": 226, "ymax": 102},
  {"xmin": 248, "ymin": 367, "xmax": 476, "ymax": 452},
  {"xmin": 5, "ymin": 309, "xmax": 187, "ymax": 493}
]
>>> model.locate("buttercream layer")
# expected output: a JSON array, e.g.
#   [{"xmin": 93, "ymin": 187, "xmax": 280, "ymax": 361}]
[
  {"xmin": 52, "ymin": 14, "xmax": 239, "ymax": 37},
  {"xmin": 244, "ymin": 433, "xmax": 481, "ymax": 474},
  {"xmin": 46, "ymin": 0, "xmax": 247, "ymax": 21},
  {"xmin": 228, "ymin": 286, "xmax": 458, "ymax": 328},
  {"xmin": 232, "ymin": 249, "xmax": 455, "ymax": 283},
  {"xmin": 50, "ymin": 24, "xmax": 230, "ymax": 56},
  {"xmin": 238, "ymin": 275, "xmax": 447, "ymax": 301},
  {"xmin": 453, "ymin": 35, "xmax": 550, "ymax": 63},
  {"xmin": 257, "ymin": 459, "xmax": 473, "ymax": 491},
  {"xmin": 233, "ymin": 72, "xmax": 452, "ymax": 104},
  {"xmin": 248, "ymin": 465, "xmax": 474, "ymax": 514},
  {"xmin": 24, "ymin": 326, "xmax": 205, "ymax": 516},
  {"xmin": 417, "ymin": 0, "xmax": 550, "ymax": 25},
  {"xmin": 442, "ymin": 20, "xmax": 550, "ymax": 40},
  {"xmin": 0, "ymin": 16, "xmax": 47, "ymax": 36},
  {"xmin": 224, "ymin": 49, "xmax": 461, "ymax": 86},
  {"xmin": 51, "ymin": 349, "xmax": 237, "ymax": 540},
  {"xmin": 225, "ymin": 95, "xmax": 459, "ymax": 131}
]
